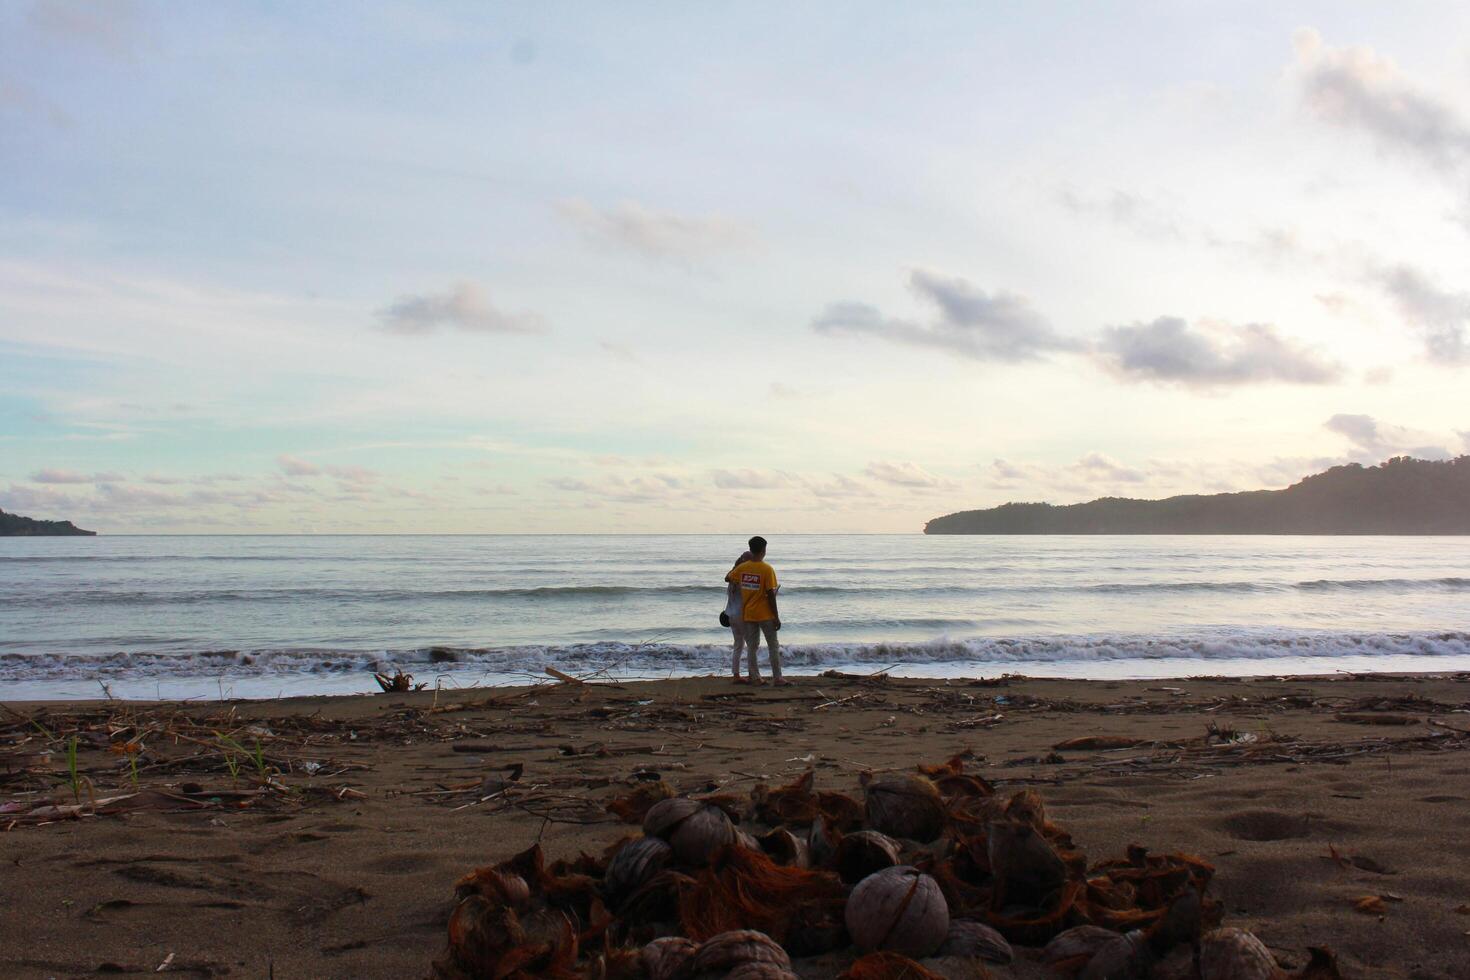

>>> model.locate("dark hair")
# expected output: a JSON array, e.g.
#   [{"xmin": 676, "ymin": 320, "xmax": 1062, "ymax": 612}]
[{"xmin": 748, "ymin": 535, "xmax": 767, "ymax": 553}]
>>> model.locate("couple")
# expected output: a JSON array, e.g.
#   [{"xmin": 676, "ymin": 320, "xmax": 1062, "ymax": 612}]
[{"xmin": 721, "ymin": 535, "xmax": 785, "ymax": 686}]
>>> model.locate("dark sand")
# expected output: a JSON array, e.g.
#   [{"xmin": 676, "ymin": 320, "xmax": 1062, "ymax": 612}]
[{"xmin": 4, "ymin": 671, "xmax": 1470, "ymax": 978}]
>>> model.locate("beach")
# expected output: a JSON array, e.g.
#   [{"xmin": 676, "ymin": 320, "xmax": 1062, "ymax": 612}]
[{"xmin": 5, "ymin": 670, "xmax": 1470, "ymax": 979}]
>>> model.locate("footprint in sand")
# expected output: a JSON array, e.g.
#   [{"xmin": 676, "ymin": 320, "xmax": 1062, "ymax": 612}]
[{"xmin": 1218, "ymin": 810, "xmax": 1319, "ymax": 841}]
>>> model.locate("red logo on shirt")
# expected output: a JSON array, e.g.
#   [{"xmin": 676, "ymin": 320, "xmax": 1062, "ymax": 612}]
[{"xmin": 740, "ymin": 573, "xmax": 760, "ymax": 589}]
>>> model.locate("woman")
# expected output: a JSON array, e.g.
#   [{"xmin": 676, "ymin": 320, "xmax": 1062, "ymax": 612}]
[{"xmin": 724, "ymin": 550, "xmax": 752, "ymax": 682}]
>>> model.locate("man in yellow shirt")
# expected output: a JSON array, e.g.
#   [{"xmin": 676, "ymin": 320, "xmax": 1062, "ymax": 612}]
[{"xmin": 724, "ymin": 535, "xmax": 783, "ymax": 685}]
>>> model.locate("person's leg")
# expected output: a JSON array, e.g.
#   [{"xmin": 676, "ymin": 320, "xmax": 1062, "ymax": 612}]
[
  {"xmin": 743, "ymin": 621, "xmax": 763, "ymax": 683},
  {"xmin": 760, "ymin": 620, "xmax": 783, "ymax": 684},
  {"xmin": 730, "ymin": 620, "xmax": 745, "ymax": 680}
]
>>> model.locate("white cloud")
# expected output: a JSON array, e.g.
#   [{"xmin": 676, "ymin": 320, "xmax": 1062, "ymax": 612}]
[
  {"xmin": 557, "ymin": 199, "xmax": 755, "ymax": 264},
  {"xmin": 711, "ymin": 468, "xmax": 795, "ymax": 490},
  {"xmin": 1324, "ymin": 413, "xmax": 1452, "ymax": 461},
  {"xmin": 1094, "ymin": 317, "xmax": 1342, "ymax": 387},
  {"xmin": 1073, "ymin": 452, "xmax": 1146, "ymax": 483},
  {"xmin": 1293, "ymin": 28, "xmax": 1470, "ymax": 173},
  {"xmin": 29, "ymin": 467, "xmax": 123, "ymax": 484},
  {"xmin": 1374, "ymin": 265, "xmax": 1469, "ymax": 364},
  {"xmin": 814, "ymin": 269, "xmax": 1080, "ymax": 363},
  {"xmin": 277, "ymin": 454, "xmax": 321, "ymax": 477},
  {"xmin": 377, "ymin": 282, "xmax": 545, "ymax": 335},
  {"xmin": 864, "ymin": 461, "xmax": 956, "ymax": 490}
]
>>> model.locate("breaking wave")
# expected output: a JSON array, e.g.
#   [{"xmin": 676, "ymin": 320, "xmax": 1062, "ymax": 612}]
[{"xmin": 5, "ymin": 630, "xmax": 1469, "ymax": 683}]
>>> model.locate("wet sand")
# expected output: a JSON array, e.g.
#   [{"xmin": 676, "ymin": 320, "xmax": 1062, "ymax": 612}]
[{"xmin": 4, "ymin": 670, "xmax": 1470, "ymax": 978}]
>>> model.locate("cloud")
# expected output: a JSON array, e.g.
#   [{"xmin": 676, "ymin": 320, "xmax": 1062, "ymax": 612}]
[
  {"xmin": 711, "ymin": 468, "xmax": 795, "ymax": 490},
  {"xmin": 1374, "ymin": 265, "xmax": 1469, "ymax": 364},
  {"xmin": 277, "ymin": 454, "xmax": 321, "ymax": 477},
  {"xmin": 813, "ymin": 269, "xmax": 1080, "ymax": 363},
  {"xmin": 1056, "ymin": 188, "xmax": 1183, "ymax": 240},
  {"xmin": 377, "ymin": 282, "xmax": 545, "ymax": 335},
  {"xmin": 1094, "ymin": 317, "xmax": 1342, "ymax": 387},
  {"xmin": 557, "ymin": 199, "xmax": 754, "ymax": 264},
  {"xmin": 864, "ymin": 461, "xmax": 955, "ymax": 490},
  {"xmin": 1324, "ymin": 413, "xmax": 1452, "ymax": 461},
  {"xmin": 1072, "ymin": 452, "xmax": 1146, "ymax": 483},
  {"xmin": 1292, "ymin": 28, "xmax": 1470, "ymax": 173},
  {"xmin": 29, "ymin": 467, "xmax": 123, "ymax": 484},
  {"xmin": 804, "ymin": 475, "xmax": 875, "ymax": 499}
]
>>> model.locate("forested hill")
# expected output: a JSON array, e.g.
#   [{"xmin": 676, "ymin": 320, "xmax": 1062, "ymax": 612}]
[
  {"xmin": 925, "ymin": 457, "xmax": 1470, "ymax": 534},
  {"xmin": 0, "ymin": 509, "xmax": 96, "ymax": 536}
]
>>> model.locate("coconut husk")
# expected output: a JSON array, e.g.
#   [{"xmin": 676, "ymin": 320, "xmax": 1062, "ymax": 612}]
[
  {"xmin": 758, "ymin": 827, "xmax": 810, "ymax": 868},
  {"xmin": 607, "ymin": 781, "xmax": 676, "ymax": 823},
  {"xmin": 751, "ymin": 771, "xmax": 864, "ymax": 832},
  {"xmin": 986, "ymin": 819, "xmax": 1069, "ymax": 909},
  {"xmin": 835, "ymin": 830, "xmax": 902, "ymax": 884},
  {"xmin": 677, "ymin": 844, "xmax": 847, "ymax": 948},
  {"xmin": 937, "ymin": 919, "xmax": 1012, "ymax": 963},
  {"xmin": 845, "ymin": 866, "xmax": 950, "ymax": 959},
  {"xmin": 862, "ymin": 773, "xmax": 947, "ymax": 843},
  {"xmin": 981, "ymin": 879, "xmax": 1086, "ymax": 946},
  {"xmin": 837, "ymin": 952, "xmax": 949, "ymax": 980}
]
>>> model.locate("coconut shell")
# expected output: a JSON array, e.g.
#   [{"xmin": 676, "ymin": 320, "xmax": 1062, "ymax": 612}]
[
  {"xmin": 758, "ymin": 827, "xmax": 810, "ymax": 868},
  {"xmin": 836, "ymin": 830, "xmax": 901, "ymax": 884},
  {"xmin": 644, "ymin": 798, "xmax": 736, "ymax": 867},
  {"xmin": 640, "ymin": 936, "xmax": 696, "ymax": 980},
  {"xmin": 1079, "ymin": 930, "xmax": 1150, "ymax": 980},
  {"xmin": 863, "ymin": 775, "xmax": 947, "ymax": 843},
  {"xmin": 450, "ymin": 866, "xmax": 531, "ymax": 910},
  {"xmin": 845, "ymin": 865, "xmax": 950, "ymax": 959},
  {"xmin": 1199, "ymin": 928, "xmax": 1277, "ymax": 980},
  {"xmin": 809, "ymin": 815, "xmax": 838, "ymax": 868},
  {"xmin": 987, "ymin": 818, "xmax": 1068, "ymax": 906},
  {"xmin": 736, "ymin": 829, "xmax": 762, "ymax": 852},
  {"xmin": 644, "ymin": 798, "xmax": 703, "ymax": 838},
  {"xmin": 938, "ymin": 918, "xmax": 1013, "ymax": 963},
  {"xmin": 605, "ymin": 836, "xmax": 673, "ymax": 906},
  {"xmin": 720, "ymin": 967, "xmax": 800, "ymax": 980},
  {"xmin": 687, "ymin": 929, "xmax": 792, "ymax": 976},
  {"xmin": 1043, "ymin": 925, "xmax": 1121, "ymax": 964},
  {"xmin": 670, "ymin": 805, "xmax": 736, "ymax": 866}
]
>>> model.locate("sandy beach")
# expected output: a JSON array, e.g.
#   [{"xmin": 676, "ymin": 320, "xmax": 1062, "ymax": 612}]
[{"xmin": 4, "ymin": 670, "xmax": 1470, "ymax": 979}]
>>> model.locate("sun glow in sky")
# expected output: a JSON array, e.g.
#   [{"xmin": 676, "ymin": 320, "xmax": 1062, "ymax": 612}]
[{"xmin": 3, "ymin": 1, "xmax": 1469, "ymax": 532}]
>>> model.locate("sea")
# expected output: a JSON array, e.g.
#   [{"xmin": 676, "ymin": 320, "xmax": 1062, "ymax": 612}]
[{"xmin": 2, "ymin": 534, "xmax": 1469, "ymax": 700}]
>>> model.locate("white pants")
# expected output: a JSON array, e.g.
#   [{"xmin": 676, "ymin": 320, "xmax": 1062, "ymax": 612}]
[{"xmin": 730, "ymin": 618, "xmax": 746, "ymax": 675}]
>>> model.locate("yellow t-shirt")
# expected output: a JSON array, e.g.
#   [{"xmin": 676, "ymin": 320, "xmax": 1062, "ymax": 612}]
[{"xmin": 725, "ymin": 560, "xmax": 779, "ymax": 622}]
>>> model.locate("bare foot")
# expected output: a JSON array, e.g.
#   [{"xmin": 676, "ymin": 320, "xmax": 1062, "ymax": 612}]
[
  {"xmin": 731, "ymin": 676, "xmax": 748, "ymax": 685},
  {"xmin": 750, "ymin": 678, "xmax": 767, "ymax": 687}
]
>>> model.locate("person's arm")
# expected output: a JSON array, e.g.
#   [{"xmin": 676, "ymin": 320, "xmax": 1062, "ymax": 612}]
[{"xmin": 765, "ymin": 566, "xmax": 780, "ymax": 630}]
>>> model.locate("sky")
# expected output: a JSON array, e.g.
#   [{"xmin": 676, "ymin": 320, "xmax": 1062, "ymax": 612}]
[{"xmin": 2, "ymin": 1, "xmax": 1469, "ymax": 533}]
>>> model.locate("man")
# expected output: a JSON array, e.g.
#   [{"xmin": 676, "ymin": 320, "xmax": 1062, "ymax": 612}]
[{"xmin": 725, "ymin": 536, "xmax": 784, "ymax": 686}]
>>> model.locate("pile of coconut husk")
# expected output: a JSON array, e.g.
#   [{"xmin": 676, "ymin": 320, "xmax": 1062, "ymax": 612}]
[{"xmin": 431, "ymin": 753, "xmax": 1346, "ymax": 979}]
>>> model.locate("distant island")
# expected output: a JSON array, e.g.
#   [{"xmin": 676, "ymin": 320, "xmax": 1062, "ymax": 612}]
[
  {"xmin": 0, "ymin": 508, "xmax": 96, "ymax": 536},
  {"xmin": 926, "ymin": 456, "xmax": 1470, "ymax": 534}
]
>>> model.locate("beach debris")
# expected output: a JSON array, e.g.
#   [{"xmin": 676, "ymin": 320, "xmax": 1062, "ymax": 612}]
[
  {"xmin": 639, "ymin": 936, "xmax": 696, "ymax": 979},
  {"xmin": 684, "ymin": 929, "xmax": 795, "ymax": 977},
  {"xmin": 861, "ymin": 773, "xmax": 946, "ymax": 843},
  {"xmin": 835, "ymin": 830, "xmax": 902, "ymax": 884},
  {"xmin": 1352, "ymin": 894, "xmax": 1389, "ymax": 915},
  {"xmin": 844, "ymin": 866, "xmax": 949, "ymax": 958},
  {"xmin": 643, "ymin": 798, "xmax": 736, "ymax": 866},
  {"xmin": 546, "ymin": 666, "xmax": 585, "ymax": 685},
  {"xmin": 837, "ymin": 952, "xmax": 946, "ymax": 979},
  {"xmin": 936, "ymin": 918, "xmax": 1013, "ymax": 963},
  {"xmin": 1333, "ymin": 712, "xmax": 1418, "ymax": 726},
  {"xmin": 604, "ymin": 836, "xmax": 672, "ymax": 908},
  {"xmin": 1198, "ymin": 927, "xmax": 1277, "ymax": 979},
  {"xmin": 1053, "ymin": 735, "xmax": 1149, "ymax": 751},
  {"xmin": 607, "ymin": 781, "xmax": 676, "ymax": 824},
  {"xmin": 373, "ymin": 670, "xmax": 425, "ymax": 692},
  {"xmin": 412, "ymin": 748, "xmax": 1349, "ymax": 978}
]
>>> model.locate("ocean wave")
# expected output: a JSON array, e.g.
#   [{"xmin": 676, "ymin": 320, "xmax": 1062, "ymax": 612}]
[
  {"xmin": 4, "ymin": 630, "xmax": 1468, "ymax": 682},
  {"xmin": 12, "ymin": 575, "xmax": 1468, "ymax": 607}
]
